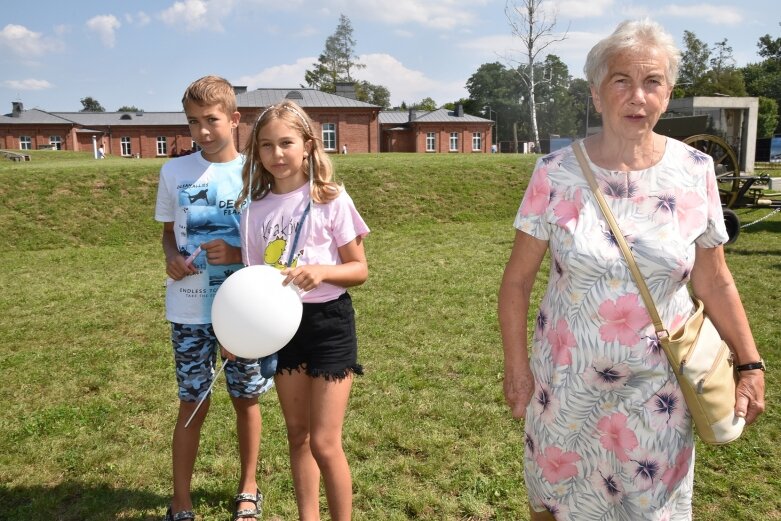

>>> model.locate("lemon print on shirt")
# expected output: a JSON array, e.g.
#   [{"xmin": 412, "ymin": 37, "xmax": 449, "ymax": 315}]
[{"xmin": 264, "ymin": 237, "xmax": 298, "ymax": 269}]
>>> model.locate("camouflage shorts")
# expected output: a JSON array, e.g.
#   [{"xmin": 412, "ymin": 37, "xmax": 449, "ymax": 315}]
[{"xmin": 171, "ymin": 323, "xmax": 273, "ymax": 401}]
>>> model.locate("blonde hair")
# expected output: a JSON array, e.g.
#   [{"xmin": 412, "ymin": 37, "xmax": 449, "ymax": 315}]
[
  {"xmin": 236, "ymin": 100, "xmax": 340, "ymax": 208},
  {"xmin": 181, "ymin": 75, "xmax": 237, "ymax": 115},
  {"xmin": 584, "ymin": 19, "xmax": 680, "ymax": 89}
]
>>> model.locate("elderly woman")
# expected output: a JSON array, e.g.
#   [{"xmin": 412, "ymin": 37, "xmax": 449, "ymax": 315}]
[{"xmin": 498, "ymin": 19, "xmax": 765, "ymax": 520}]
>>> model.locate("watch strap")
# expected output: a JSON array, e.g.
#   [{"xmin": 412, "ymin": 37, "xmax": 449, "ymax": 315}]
[{"xmin": 736, "ymin": 360, "xmax": 765, "ymax": 372}]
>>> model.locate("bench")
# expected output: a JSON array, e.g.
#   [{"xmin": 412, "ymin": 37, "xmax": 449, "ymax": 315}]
[{"xmin": 0, "ymin": 150, "xmax": 31, "ymax": 161}]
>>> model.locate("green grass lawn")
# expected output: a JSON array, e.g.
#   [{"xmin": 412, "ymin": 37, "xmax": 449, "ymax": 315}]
[{"xmin": 0, "ymin": 150, "xmax": 778, "ymax": 520}]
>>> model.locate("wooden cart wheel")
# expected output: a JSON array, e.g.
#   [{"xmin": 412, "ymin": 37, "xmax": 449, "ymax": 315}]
[
  {"xmin": 682, "ymin": 134, "xmax": 741, "ymax": 207},
  {"xmin": 722, "ymin": 207, "xmax": 740, "ymax": 244}
]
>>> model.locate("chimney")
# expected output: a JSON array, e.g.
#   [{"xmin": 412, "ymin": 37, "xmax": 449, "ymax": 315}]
[
  {"xmin": 455, "ymin": 103, "xmax": 464, "ymax": 117},
  {"xmin": 408, "ymin": 108, "xmax": 416, "ymax": 122},
  {"xmin": 233, "ymin": 86, "xmax": 247, "ymax": 95},
  {"xmin": 335, "ymin": 82, "xmax": 357, "ymax": 99},
  {"xmin": 11, "ymin": 101, "xmax": 23, "ymax": 117}
]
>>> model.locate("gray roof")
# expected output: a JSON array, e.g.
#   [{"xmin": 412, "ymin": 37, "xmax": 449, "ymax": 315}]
[
  {"xmin": 416, "ymin": 108, "xmax": 490, "ymax": 123},
  {"xmin": 0, "ymin": 108, "xmax": 73, "ymax": 124},
  {"xmin": 379, "ymin": 110, "xmax": 427, "ymax": 124},
  {"xmin": 380, "ymin": 108, "xmax": 491, "ymax": 125},
  {"xmin": 236, "ymin": 88, "xmax": 378, "ymax": 109},
  {"xmin": 1, "ymin": 108, "xmax": 186, "ymax": 126},
  {"xmin": 53, "ymin": 111, "xmax": 187, "ymax": 126}
]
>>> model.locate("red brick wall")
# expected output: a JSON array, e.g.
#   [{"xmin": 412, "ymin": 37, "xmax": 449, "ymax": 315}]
[
  {"xmin": 379, "ymin": 122, "xmax": 492, "ymax": 153},
  {"xmin": 237, "ymin": 107, "xmax": 379, "ymax": 154}
]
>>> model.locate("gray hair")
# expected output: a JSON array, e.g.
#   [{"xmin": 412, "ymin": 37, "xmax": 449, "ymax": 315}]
[{"xmin": 584, "ymin": 19, "xmax": 680, "ymax": 88}]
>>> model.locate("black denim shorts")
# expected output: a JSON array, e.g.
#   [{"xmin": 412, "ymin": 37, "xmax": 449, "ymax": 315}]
[{"xmin": 276, "ymin": 292, "xmax": 364, "ymax": 380}]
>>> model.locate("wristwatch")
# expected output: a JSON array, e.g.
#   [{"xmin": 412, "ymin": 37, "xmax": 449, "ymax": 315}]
[{"xmin": 736, "ymin": 359, "xmax": 766, "ymax": 372}]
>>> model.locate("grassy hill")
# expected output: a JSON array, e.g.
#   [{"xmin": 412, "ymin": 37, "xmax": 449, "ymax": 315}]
[{"xmin": 0, "ymin": 151, "xmax": 778, "ymax": 520}]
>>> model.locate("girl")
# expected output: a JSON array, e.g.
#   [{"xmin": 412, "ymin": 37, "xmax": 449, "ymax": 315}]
[{"xmin": 235, "ymin": 101, "xmax": 369, "ymax": 521}]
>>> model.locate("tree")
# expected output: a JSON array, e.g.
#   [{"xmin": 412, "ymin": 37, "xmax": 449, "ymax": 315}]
[
  {"xmin": 465, "ymin": 62, "xmax": 523, "ymax": 145},
  {"xmin": 304, "ymin": 14, "xmax": 365, "ymax": 93},
  {"xmin": 678, "ymin": 30, "xmax": 710, "ymax": 97},
  {"xmin": 413, "ymin": 97, "xmax": 437, "ymax": 111},
  {"xmin": 757, "ymin": 25, "xmax": 781, "ymax": 60},
  {"xmin": 355, "ymin": 81, "xmax": 391, "ymax": 109},
  {"xmin": 757, "ymin": 97, "xmax": 779, "ymax": 138},
  {"xmin": 744, "ymin": 24, "xmax": 781, "ymax": 134},
  {"xmin": 701, "ymin": 39, "xmax": 747, "ymax": 96},
  {"xmin": 504, "ymin": 0, "xmax": 568, "ymax": 152},
  {"xmin": 80, "ymin": 97, "xmax": 105, "ymax": 112},
  {"xmin": 118, "ymin": 105, "xmax": 141, "ymax": 112}
]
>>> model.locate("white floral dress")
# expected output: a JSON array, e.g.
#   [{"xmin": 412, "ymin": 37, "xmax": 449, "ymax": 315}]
[{"xmin": 514, "ymin": 139, "xmax": 728, "ymax": 520}]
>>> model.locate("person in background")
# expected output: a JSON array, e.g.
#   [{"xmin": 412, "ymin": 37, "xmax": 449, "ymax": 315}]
[
  {"xmin": 498, "ymin": 19, "xmax": 765, "ymax": 520},
  {"xmin": 155, "ymin": 75, "xmax": 273, "ymax": 521}
]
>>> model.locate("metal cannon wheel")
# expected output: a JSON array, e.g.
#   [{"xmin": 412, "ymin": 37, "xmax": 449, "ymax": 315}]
[{"xmin": 682, "ymin": 134, "xmax": 741, "ymax": 207}]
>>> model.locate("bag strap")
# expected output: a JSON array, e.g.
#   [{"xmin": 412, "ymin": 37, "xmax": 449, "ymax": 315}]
[{"xmin": 571, "ymin": 140, "xmax": 669, "ymax": 339}]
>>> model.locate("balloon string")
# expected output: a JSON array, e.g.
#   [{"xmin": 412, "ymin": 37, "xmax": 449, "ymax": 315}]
[
  {"xmin": 243, "ymin": 164, "xmax": 252, "ymax": 267},
  {"xmin": 184, "ymin": 358, "xmax": 228, "ymax": 428}
]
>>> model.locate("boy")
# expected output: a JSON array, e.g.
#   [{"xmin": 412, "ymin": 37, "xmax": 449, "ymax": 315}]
[{"xmin": 155, "ymin": 75, "xmax": 272, "ymax": 521}]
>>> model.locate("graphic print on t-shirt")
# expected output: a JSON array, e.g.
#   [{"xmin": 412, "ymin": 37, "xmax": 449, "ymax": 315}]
[{"xmin": 178, "ymin": 181, "xmax": 243, "ymax": 289}]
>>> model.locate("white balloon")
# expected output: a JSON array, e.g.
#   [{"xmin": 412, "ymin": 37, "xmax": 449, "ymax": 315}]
[{"xmin": 211, "ymin": 265, "xmax": 303, "ymax": 359}]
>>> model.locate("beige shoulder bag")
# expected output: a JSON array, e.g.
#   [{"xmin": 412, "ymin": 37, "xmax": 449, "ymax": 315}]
[{"xmin": 572, "ymin": 140, "xmax": 744, "ymax": 445}]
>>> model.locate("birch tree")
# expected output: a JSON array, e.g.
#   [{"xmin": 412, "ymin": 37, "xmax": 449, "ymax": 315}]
[{"xmin": 505, "ymin": 0, "xmax": 567, "ymax": 152}]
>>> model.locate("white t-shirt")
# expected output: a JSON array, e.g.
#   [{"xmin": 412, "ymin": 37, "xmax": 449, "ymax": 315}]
[
  {"xmin": 154, "ymin": 151, "xmax": 246, "ymax": 323},
  {"xmin": 241, "ymin": 182, "xmax": 369, "ymax": 303}
]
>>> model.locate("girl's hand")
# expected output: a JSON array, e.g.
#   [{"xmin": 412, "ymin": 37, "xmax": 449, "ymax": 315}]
[
  {"xmin": 281, "ymin": 265, "xmax": 327, "ymax": 292},
  {"xmin": 220, "ymin": 344, "xmax": 237, "ymax": 362}
]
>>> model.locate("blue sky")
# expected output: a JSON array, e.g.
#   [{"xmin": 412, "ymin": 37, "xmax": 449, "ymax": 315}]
[{"xmin": 2, "ymin": 0, "xmax": 778, "ymax": 112}]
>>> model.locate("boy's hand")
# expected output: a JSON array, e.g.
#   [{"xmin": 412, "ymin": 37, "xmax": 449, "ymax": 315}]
[
  {"xmin": 166, "ymin": 252, "xmax": 197, "ymax": 281},
  {"xmin": 201, "ymin": 239, "xmax": 241, "ymax": 265}
]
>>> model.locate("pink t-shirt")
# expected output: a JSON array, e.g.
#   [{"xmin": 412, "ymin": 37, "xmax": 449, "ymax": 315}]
[{"xmin": 241, "ymin": 182, "xmax": 369, "ymax": 303}]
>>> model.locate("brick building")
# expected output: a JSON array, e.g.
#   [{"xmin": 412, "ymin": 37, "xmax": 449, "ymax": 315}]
[
  {"xmin": 380, "ymin": 105, "xmax": 494, "ymax": 153},
  {"xmin": 1, "ymin": 86, "xmax": 493, "ymax": 157}
]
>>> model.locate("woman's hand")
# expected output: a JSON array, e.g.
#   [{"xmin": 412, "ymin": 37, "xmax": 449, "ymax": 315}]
[
  {"xmin": 735, "ymin": 370, "xmax": 766, "ymax": 425},
  {"xmin": 504, "ymin": 365, "xmax": 535, "ymax": 419}
]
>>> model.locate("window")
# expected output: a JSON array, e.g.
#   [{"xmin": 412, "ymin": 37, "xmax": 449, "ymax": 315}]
[
  {"xmin": 157, "ymin": 136, "xmax": 168, "ymax": 156},
  {"xmin": 121, "ymin": 137, "xmax": 132, "ymax": 156},
  {"xmin": 322, "ymin": 123, "xmax": 336, "ymax": 151},
  {"xmin": 449, "ymin": 132, "xmax": 459, "ymax": 152},
  {"xmin": 472, "ymin": 132, "xmax": 482, "ymax": 151},
  {"xmin": 19, "ymin": 136, "xmax": 31, "ymax": 150},
  {"xmin": 191, "ymin": 139, "xmax": 200, "ymax": 152},
  {"xmin": 50, "ymin": 136, "xmax": 62, "ymax": 150},
  {"xmin": 426, "ymin": 132, "xmax": 436, "ymax": 152}
]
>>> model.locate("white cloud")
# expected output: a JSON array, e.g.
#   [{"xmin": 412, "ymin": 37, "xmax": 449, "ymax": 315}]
[
  {"xmin": 4, "ymin": 79, "xmax": 54, "ymax": 90},
  {"xmin": 86, "ymin": 15, "xmax": 121, "ymax": 48},
  {"xmin": 0, "ymin": 24, "xmax": 63, "ymax": 57},
  {"xmin": 125, "ymin": 11, "xmax": 151, "ymax": 26},
  {"xmin": 234, "ymin": 52, "xmax": 467, "ymax": 106},
  {"xmin": 358, "ymin": 53, "xmax": 466, "ymax": 106},
  {"xmin": 159, "ymin": 0, "xmax": 236, "ymax": 31},
  {"xmin": 340, "ymin": 0, "xmax": 489, "ymax": 30},
  {"xmin": 235, "ymin": 57, "xmax": 314, "ymax": 89},
  {"xmin": 542, "ymin": 0, "xmax": 615, "ymax": 18},
  {"xmin": 661, "ymin": 4, "xmax": 743, "ymax": 25}
]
